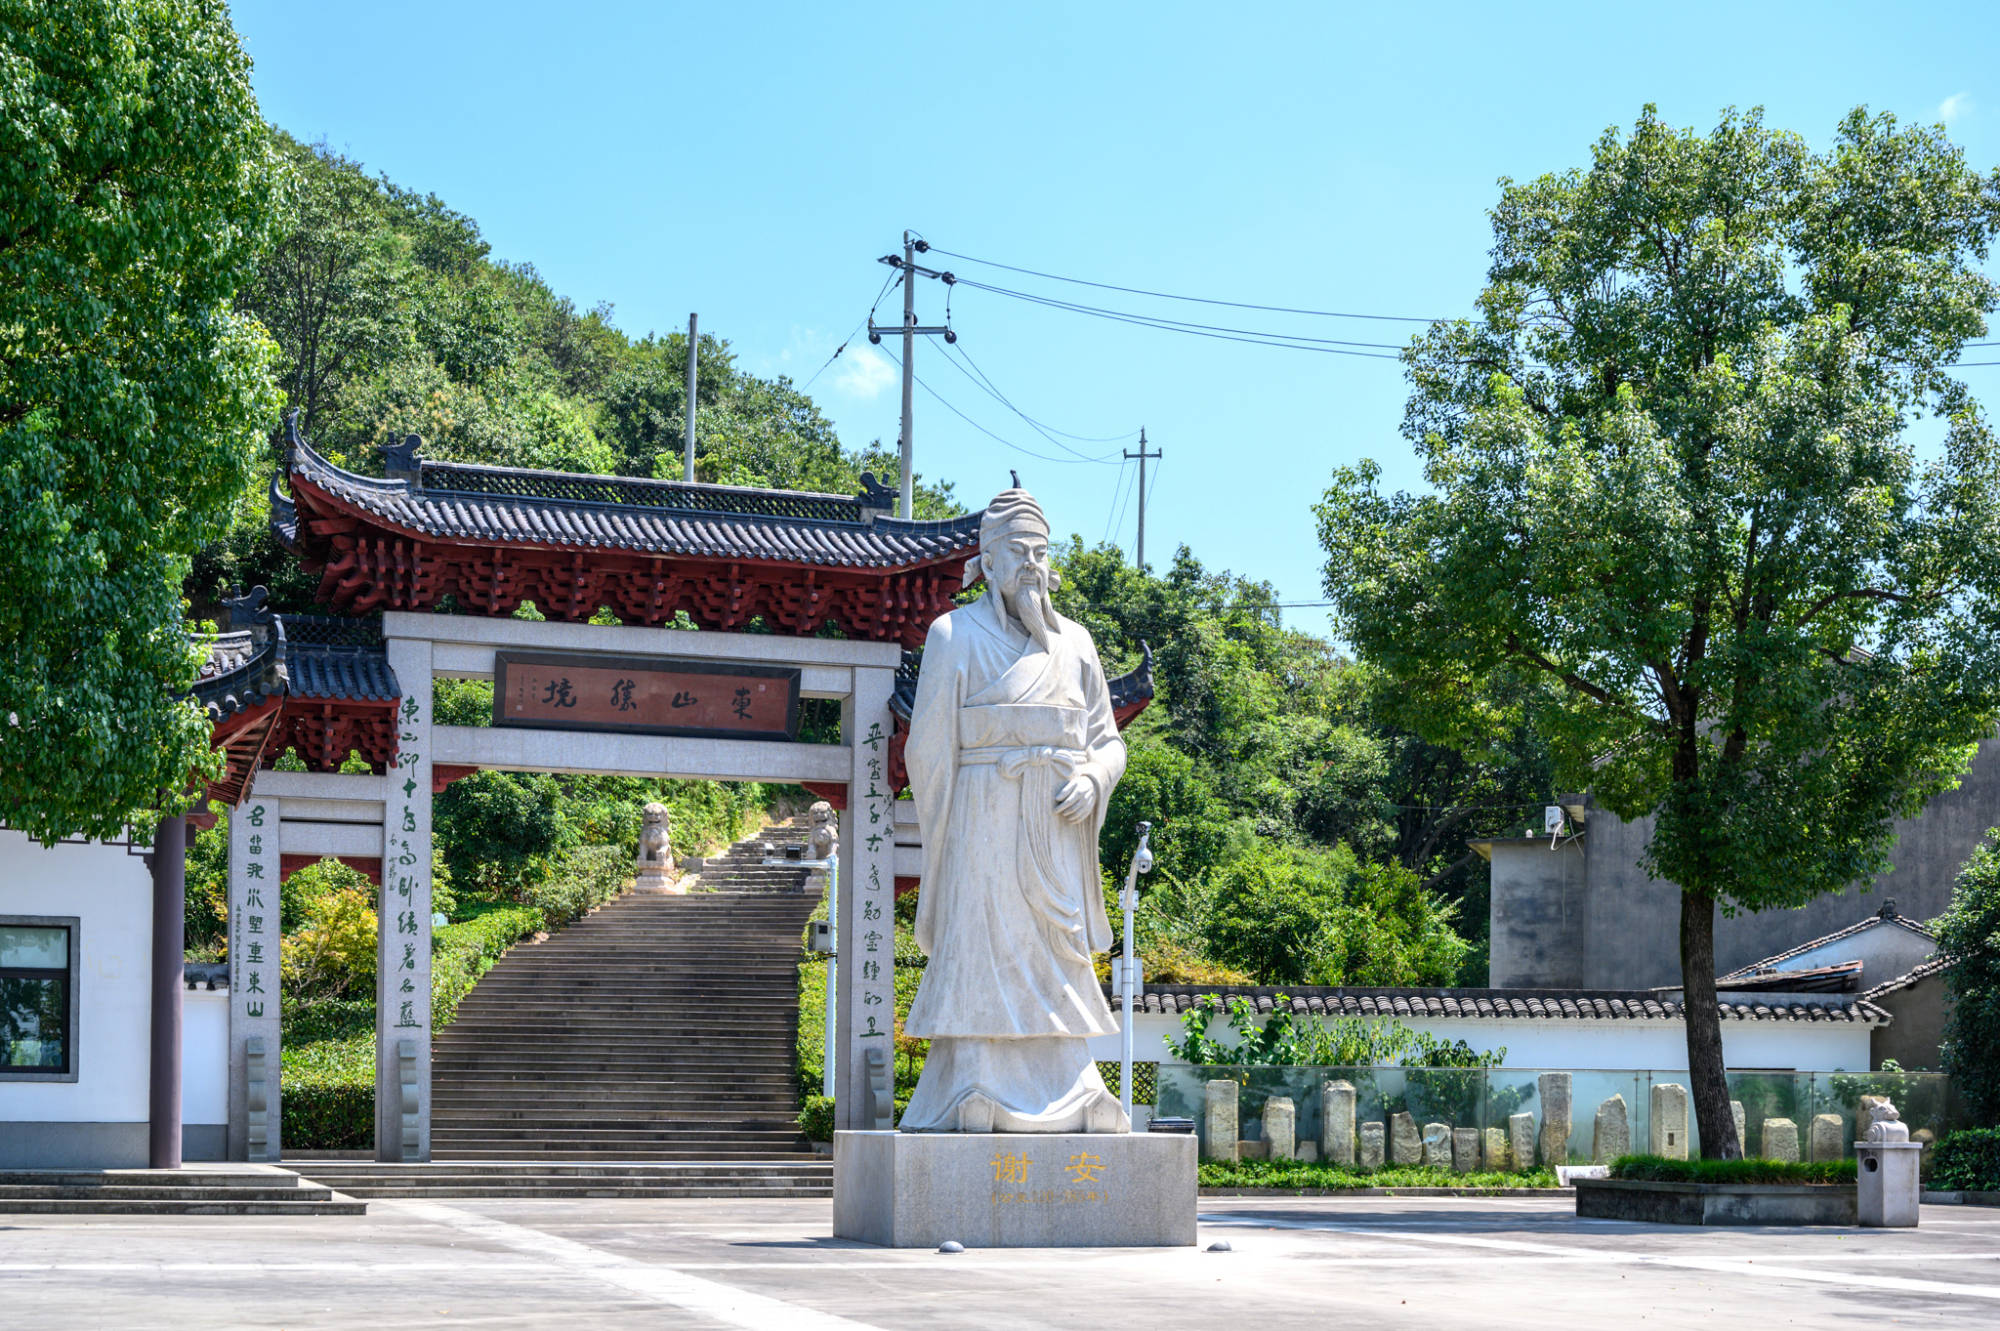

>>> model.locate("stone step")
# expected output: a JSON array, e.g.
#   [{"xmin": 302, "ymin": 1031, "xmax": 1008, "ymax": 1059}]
[
  {"xmin": 427, "ymin": 1147, "xmax": 819, "ymax": 1161},
  {"xmin": 0, "ymin": 1183, "xmax": 343, "ymax": 1203},
  {"xmin": 0, "ymin": 1196, "xmax": 368, "ymax": 1215}
]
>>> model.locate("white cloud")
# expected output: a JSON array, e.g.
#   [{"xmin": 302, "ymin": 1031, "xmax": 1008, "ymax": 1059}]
[
  {"xmin": 1939, "ymin": 92, "xmax": 1972, "ymax": 125},
  {"xmin": 831, "ymin": 345, "xmax": 896, "ymax": 401}
]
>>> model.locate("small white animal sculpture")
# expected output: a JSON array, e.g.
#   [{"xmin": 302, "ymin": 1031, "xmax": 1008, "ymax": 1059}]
[
  {"xmin": 638, "ymin": 802, "xmax": 674, "ymax": 871},
  {"xmin": 808, "ymin": 800, "xmax": 838, "ymax": 861}
]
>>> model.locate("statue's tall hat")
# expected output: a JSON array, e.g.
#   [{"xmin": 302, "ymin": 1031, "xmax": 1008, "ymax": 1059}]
[{"xmin": 966, "ymin": 482, "xmax": 1052, "ymax": 589}]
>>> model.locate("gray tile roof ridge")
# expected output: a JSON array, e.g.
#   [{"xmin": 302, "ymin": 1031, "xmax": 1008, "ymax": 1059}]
[
  {"xmin": 1861, "ymin": 953, "xmax": 1954, "ymax": 1001},
  {"xmin": 1718, "ymin": 906, "xmax": 1938, "ymax": 980}
]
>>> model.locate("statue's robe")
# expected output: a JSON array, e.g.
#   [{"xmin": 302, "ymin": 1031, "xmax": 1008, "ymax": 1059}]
[{"xmin": 900, "ymin": 591, "xmax": 1128, "ymax": 1132}]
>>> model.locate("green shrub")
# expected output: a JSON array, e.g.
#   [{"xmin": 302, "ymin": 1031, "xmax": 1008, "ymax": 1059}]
[
  {"xmin": 526, "ymin": 844, "xmax": 631, "ymax": 928},
  {"xmin": 281, "ymin": 885, "xmax": 377, "ymax": 1000},
  {"xmin": 282, "ymin": 998, "xmax": 372, "ymax": 1044},
  {"xmin": 432, "ymin": 903, "xmax": 543, "ymax": 1026},
  {"xmin": 1608, "ymin": 1154, "xmax": 1857, "ymax": 1185},
  {"xmin": 281, "ymin": 1034, "xmax": 374, "ymax": 1151},
  {"xmin": 799, "ymin": 1094, "xmax": 834, "ymax": 1141},
  {"xmin": 1199, "ymin": 1159, "xmax": 1559, "ymax": 1190},
  {"xmin": 1931, "ymin": 1128, "xmax": 2000, "ymax": 1191}
]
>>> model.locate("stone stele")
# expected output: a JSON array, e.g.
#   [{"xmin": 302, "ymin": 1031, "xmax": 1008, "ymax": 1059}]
[
  {"xmin": 1810, "ymin": 1112, "xmax": 1845, "ymax": 1163},
  {"xmin": 1483, "ymin": 1126, "xmax": 1510, "ymax": 1171},
  {"xmin": 833, "ymin": 1131, "xmax": 1197, "ymax": 1248},
  {"xmin": 1649, "ymin": 1082, "xmax": 1689, "ymax": 1159},
  {"xmin": 1732, "ymin": 1100, "xmax": 1747, "ymax": 1151},
  {"xmin": 1422, "ymin": 1122, "xmax": 1453, "ymax": 1169},
  {"xmin": 1593, "ymin": 1094, "xmax": 1630, "ymax": 1164},
  {"xmin": 1451, "ymin": 1128, "xmax": 1480, "ymax": 1173},
  {"xmin": 1508, "ymin": 1112, "xmax": 1536, "ymax": 1173},
  {"xmin": 1762, "ymin": 1117, "xmax": 1801, "ymax": 1163},
  {"xmin": 896, "ymin": 485, "xmax": 1130, "ymax": 1135},
  {"xmin": 1389, "ymin": 1111, "xmax": 1423, "ymax": 1166},
  {"xmin": 1263, "ymin": 1097, "xmax": 1297, "ymax": 1162},
  {"xmin": 1359, "ymin": 1121, "xmax": 1387, "ymax": 1170},
  {"xmin": 1203, "ymin": 1080, "xmax": 1240, "ymax": 1164},
  {"xmin": 1321, "ymin": 1079, "xmax": 1357, "ymax": 1166},
  {"xmin": 1538, "ymin": 1072, "xmax": 1572, "ymax": 1167}
]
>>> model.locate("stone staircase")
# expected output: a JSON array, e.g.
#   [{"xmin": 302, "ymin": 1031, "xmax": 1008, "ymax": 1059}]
[
  {"xmin": 427, "ymin": 820, "xmax": 823, "ymax": 1169},
  {"xmin": 0, "ymin": 1165, "xmax": 364, "ymax": 1215},
  {"xmin": 287, "ymin": 1159, "xmax": 829, "ymax": 1200},
  {"xmin": 690, "ymin": 819, "xmax": 818, "ymax": 892}
]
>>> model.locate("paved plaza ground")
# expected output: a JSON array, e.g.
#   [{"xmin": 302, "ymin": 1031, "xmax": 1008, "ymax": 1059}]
[{"xmin": 3, "ymin": 1194, "xmax": 1994, "ymax": 1329}]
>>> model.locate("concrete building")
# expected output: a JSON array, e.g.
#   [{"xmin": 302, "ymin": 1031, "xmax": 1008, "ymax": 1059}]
[{"xmin": 1484, "ymin": 748, "xmax": 2000, "ymax": 990}]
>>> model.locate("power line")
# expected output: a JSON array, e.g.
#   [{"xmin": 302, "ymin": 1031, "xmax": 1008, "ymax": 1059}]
[
  {"xmin": 926, "ymin": 244, "xmax": 1445, "ymax": 324},
  {"xmin": 948, "ymin": 340, "xmax": 1141, "ymax": 444},
  {"xmin": 802, "ymin": 272, "xmax": 901, "ymax": 390},
  {"xmin": 955, "ymin": 279, "xmax": 1409, "ymax": 358},
  {"xmin": 1100, "ymin": 457, "xmax": 1133, "ymax": 544},
  {"xmin": 932, "ymin": 342, "xmax": 1124, "ymax": 464},
  {"xmin": 878, "ymin": 346, "xmax": 1118, "ymax": 467}
]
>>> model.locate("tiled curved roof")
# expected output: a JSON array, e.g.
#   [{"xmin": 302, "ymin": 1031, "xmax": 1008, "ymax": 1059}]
[
  {"xmin": 282, "ymin": 424, "xmax": 982, "ymax": 571},
  {"xmin": 1863, "ymin": 955, "xmax": 1954, "ymax": 1001},
  {"xmin": 288, "ymin": 641, "xmax": 398, "ymax": 701},
  {"xmin": 1719, "ymin": 904, "xmax": 1937, "ymax": 981},
  {"xmin": 1116, "ymin": 984, "xmax": 1891, "ymax": 1026},
  {"xmin": 191, "ymin": 627, "xmax": 285, "ymax": 720},
  {"xmin": 194, "ymin": 614, "xmax": 398, "ymax": 712}
]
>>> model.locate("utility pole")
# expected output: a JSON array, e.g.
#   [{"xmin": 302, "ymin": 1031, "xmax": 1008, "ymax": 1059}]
[
  {"xmin": 1124, "ymin": 428, "xmax": 1162, "ymax": 569},
  {"xmin": 683, "ymin": 313, "xmax": 699, "ymax": 482},
  {"xmin": 870, "ymin": 234, "xmax": 955, "ymax": 518}
]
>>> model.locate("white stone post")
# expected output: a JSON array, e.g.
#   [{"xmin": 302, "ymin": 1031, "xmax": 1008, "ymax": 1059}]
[
  {"xmin": 378, "ymin": 637, "xmax": 434, "ymax": 1161},
  {"xmin": 834, "ymin": 665, "xmax": 897, "ymax": 1131},
  {"xmin": 227, "ymin": 795, "xmax": 283, "ymax": 1161}
]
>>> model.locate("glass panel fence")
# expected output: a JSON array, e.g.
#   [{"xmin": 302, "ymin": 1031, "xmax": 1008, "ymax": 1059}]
[{"xmin": 1155, "ymin": 1064, "xmax": 1960, "ymax": 1165}]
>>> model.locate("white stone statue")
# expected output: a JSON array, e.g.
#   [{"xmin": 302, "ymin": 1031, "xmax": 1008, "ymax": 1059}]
[
  {"xmin": 899, "ymin": 486, "xmax": 1129, "ymax": 1134},
  {"xmin": 634, "ymin": 802, "xmax": 679, "ymax": 892},
  {"xmin": 808, "ymin": 800, "xmax": 838, "ymax": 861}
]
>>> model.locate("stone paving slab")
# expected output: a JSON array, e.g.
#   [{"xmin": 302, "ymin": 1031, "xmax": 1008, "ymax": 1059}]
[{"xmin": 2, "ymin": 1193, "xmax": 1998, "ymax": 1329}]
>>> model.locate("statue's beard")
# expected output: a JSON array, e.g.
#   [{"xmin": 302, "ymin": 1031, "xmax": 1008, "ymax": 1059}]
[{"xmin": 1008, "ymin": 575, "xmax": 1056, "ymax": 652}]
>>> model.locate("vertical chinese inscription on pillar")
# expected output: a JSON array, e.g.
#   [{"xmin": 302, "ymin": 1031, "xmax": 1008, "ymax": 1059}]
[
  {"xmin": 858, "ymin": 719, "xmax": 895, "ymax": 1041},
  {"xmin": 378, "ymin": 641, "xmax": 434, "ymax": 1162},
  {"xmin": 228, "ymin": 798, "xmax": 282, "ymax": 1159}
]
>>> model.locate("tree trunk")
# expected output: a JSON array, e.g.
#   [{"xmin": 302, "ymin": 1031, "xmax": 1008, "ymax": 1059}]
[{"xmin": 1679, "ymin": 888, "xmax": 1742, "ymax": 1159}]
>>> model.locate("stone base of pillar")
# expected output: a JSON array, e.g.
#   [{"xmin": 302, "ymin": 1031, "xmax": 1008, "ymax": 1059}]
[{"xmin": 832, "ymin": 1130, "xmax": 1196, "ymax": 1247}]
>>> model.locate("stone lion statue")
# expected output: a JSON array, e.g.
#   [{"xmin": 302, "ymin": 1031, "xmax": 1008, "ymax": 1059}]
[
  {"xmin": 638, "ymin": 802, "xmax": 674, "ymax": 871},
  {"xmin": 808, "ymin": 800, "xmax": 838, "ymax": 860}
]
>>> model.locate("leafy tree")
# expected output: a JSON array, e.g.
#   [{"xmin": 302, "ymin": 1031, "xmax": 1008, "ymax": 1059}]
[
  {"xmin": 1318, "ymin": 107, "xmax": 2000, "ymax": 1156},
  {"xmin": 1, "ymin": 0, "xmax": 282, "ymax": 842},
  {"xmin": 1937, "ymin": 836, "xmax": 2000, "ymax": 1122},
  {"xmin": 435, "ymin": 770, "xmax": 568, "ymax": 896},
  {"xmin": 239, "ymin": 135, "xmax": 409, "ymax": 439}
]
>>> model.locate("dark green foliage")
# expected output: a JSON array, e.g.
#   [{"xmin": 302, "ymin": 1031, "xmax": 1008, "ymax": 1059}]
[
  {"xmin": 1162, "ymin": 996, "xmax": 1505, "ymax": 1069},
  {"xmin": 1609, "ymin": 1155, "xmax": 1857, "ymax": 1185},
  {"xmin": 797, "ymin": 1094, "xmax": 834, "ymax": 1142},
  {"xmin": 1931, "ymin": 1129, "xmax": 2000, "ymax": 1191},
  {"xmin": 1938, "ymin": 837, "xmax": 2000, "ymax": 1121},
  {"xmin": 1, "ymin": 0, "xmax": 285, "ymax": 841},
  {"xmin": 436, "ymin": 770, "xmax": 567, "ymax": 896},
  {"xmin": 279, "ymin": 1035, "xmax": 373, "ymax": 1151},
  {"xmin": 1199, "ymin": 1159, "xmax": 1558, "ymax": 1190}
]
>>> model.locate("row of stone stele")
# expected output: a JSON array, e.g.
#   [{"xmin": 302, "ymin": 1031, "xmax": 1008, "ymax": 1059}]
[{"xmin": 1199, "ymin": 1073, "xmax": 1884, "ymax": 1169}]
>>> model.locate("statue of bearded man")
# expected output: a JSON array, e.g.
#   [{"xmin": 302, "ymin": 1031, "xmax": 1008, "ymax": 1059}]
[{"xmin": 900, "ymin": 486, "xmax": 1129, "ymax": 1134}]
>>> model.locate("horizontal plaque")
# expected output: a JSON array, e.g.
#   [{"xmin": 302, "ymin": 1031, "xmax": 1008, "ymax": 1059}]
[{"xmin": 492, "ymin": 651, "xmax": 801, "ymax": 741}]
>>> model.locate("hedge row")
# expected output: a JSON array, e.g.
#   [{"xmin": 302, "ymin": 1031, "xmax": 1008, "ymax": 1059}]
[
  {"xmin": 1931, "ymin": 1127, "xmax": 2000, "ymax": 1191},
  {"xmin": 1198, "ymin": 1158, "xmax": 1560, "ymax": 1190},
  {"xmin": 1608, "ymin": 1154, "xmax": 1857, "ymax": 1185},
  {"xmin": 280, "ymin": 904, "xmax": 543, "ymax": 1150}
]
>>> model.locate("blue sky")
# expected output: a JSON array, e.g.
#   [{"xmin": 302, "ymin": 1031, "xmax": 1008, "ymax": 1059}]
[{"xmin": 233, "ymin": 1, "xmax": 1999, "ymax": 627}]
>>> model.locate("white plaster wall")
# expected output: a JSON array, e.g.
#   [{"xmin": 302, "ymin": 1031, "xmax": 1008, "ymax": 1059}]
[
  {"xmin": 1089, "ymin": 1011, "xmax": 1873, "ymax": 1075},
  {"xmin": 183, "ymin": 988, "xmax": 228, "ymax": 1125},
  {"xmin": 0, "ymin": 832, "xmax": 152, "ymax": 1122}
]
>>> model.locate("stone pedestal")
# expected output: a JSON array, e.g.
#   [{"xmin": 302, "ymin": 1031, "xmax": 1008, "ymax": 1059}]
[
  {"xmin": 632, "ymin": 866, "xmax": 687, "ymax": 895},
  {"xmin": 1856, "ymin": 1141, "xmax": 1922, "ymax": 1227},
  {"xmin": 832, "ymin": 1131, "xmax": 1198, "ymax": 1248}
]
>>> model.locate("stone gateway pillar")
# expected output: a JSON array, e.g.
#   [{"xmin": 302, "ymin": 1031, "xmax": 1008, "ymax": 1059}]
[
  {"xmin": 834, "ymin": 665, "xmax": 898, "ymax": 1131},
  {"xmin": 378, "ymin": 637, "xmax": 434, "ymax": 1161},
  {"xmin": 227, "ymin": 797, "xmax": 283, "ymax": 1161}
]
